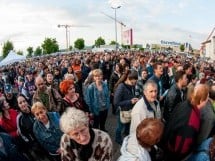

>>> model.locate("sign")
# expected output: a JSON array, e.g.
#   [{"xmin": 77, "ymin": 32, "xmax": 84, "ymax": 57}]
[
  {"xmin": 122, "ymin": 29, "xmax": 133, "ymax": 45},
  {"xmin": 160, "ymin": 40, "xmax": 181, "ymax": 46}
]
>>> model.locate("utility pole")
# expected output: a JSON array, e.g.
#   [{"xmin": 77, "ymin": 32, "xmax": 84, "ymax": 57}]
[
  {"xmin": 101, "ymin": 12, "xmax": 126, "ymax": 46},
  {"xmin": 57, "ymin": 24, "xmax": 88, "ymax": 51}
]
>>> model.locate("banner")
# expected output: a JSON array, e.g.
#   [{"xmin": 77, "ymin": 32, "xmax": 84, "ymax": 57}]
[{"xmin": 122, "ymin": 28, "xmax": 133, "ymax": 46}]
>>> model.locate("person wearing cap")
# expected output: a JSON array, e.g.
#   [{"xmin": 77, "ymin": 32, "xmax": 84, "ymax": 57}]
[
  {"xmin": 60, "ymin": 108, "xmax": 112, "ymax": 161},
  {"xmin": 4, "ymin": 84, "xmax": 18, "ymax": 110}
]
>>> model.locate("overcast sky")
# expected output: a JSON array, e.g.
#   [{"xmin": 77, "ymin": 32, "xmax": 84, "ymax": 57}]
[{"xmin": 0, "ymin": 0, "xmax": 214, "ymax": 53}]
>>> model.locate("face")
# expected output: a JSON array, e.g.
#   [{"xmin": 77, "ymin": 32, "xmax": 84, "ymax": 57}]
[
  {"xmin": 2, "ymin": 100, "xmax": 10, "ymax": 110},
  {"xmin": 36, "ymin": 78, "xmax": 46, "ymax": 91},
  {"xmin": 144, "ymin": 84, "xmax": 158, "ymax": 103},
  {"xmin": 68, "ymin": 125, "xmax": 90, "ymax": 145},
  {"xmin": 46, "ymin": 73, "xmax": 53, "ymax": 83},
  {"xmin": 127, "ymin": 79, "xmax": 137, "ymax": 86},
  {"xmin": 155, "ymin": 65, "xmax": 163, "ymax": 76},
  {"xmin": 34, "ymin": 108, "xmax": 48, "ymax": 124},
  {"xmin": 181, "ymin": 74, "xmax": 188, "ymax": 87},
  {"xmin": 67, "ymin": 84, "xmax": 76, "ymax": 96},
  {"xmin": 141, "ymin": 71, "xmax": 148, "ymax": 80},
  {"xmin": 93, "ymin": 74, "xmax": 103, "ymax": 82},
  {"xmin": 17, "ymin": 96, "xmax": 30, "ymax": 113}
]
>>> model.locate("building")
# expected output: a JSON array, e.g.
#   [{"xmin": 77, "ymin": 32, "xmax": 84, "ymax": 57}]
[{"xmin": 200, "ymin": 27, "xmax": 215, "ymax": 60}]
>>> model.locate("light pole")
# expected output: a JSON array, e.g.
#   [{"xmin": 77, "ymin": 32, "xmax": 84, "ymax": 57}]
[
  {"xmin": 111, "ymin": 6, "xmax": 121, "ymax": 51},
  {"xmin": 58, "ymin": 24, "xmax": 70, "ymax": 51}
]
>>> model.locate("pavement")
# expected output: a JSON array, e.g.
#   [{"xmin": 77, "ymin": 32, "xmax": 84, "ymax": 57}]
[{"xmin": 106, "ymin": 110, "xmax": 121, "ymax": 161}]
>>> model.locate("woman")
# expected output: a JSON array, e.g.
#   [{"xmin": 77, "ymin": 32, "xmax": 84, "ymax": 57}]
[
  {"xmin": 0, "ymin": 97, "xmax": 19, "ymax": 138},
  {"xmin": 59, "ymin": 79, "xmax": 89, "ymax": 115},
  {"xmin": 85, "ymin": 69, "xmax": 110, "ymax": 131},
  {"xmin": 163, "ymin": 84, "xmax": 209, "ymax": 161},
  {"xmin": 114, "ymin": 69, "xmax": 139, "ymax": 145},
  {"xmin": 17, "ymin": 94, "xmax": 48, "ymax": 161},
  {"xmin": 118, "ymin": 118, "xmax": 164, "ymax": 161},
  {"xmin": 31, "ymin": 102, "xmax": 63, "ymax": 161},
  {"xmin": 60, "ymin": 108, "xmax": 112, "ymax": 161}
]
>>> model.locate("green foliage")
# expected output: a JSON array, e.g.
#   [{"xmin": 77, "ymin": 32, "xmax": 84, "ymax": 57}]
[
  {"xmin": 109, "ymin": 40, "xmax": 117, "ymax": 45},
  {"xmin": 2, "ymin": 41, "xmax": 14, "ymax": 58},
  {"xmin": 95, "ymin": 37, "xmax": 105, "ymax": 47},
  {"xmin": 34, "ymin": 46, "xmax": 42, "ymax": 56},
  {"xmin": 17, "ymin": 50, "xmax": 23, "ymax": 55},
  {"xmin": 27, "ymin": 47, "xmax": 33, "ymax": 57},
  {"xmin": 74, "ymin": 38, "xmax": 85, "ymax": 50},
  {"xmin": 180, "ymin": 44, "xmax": 185, "ymax": 52},
  {"xmin": 41, "ymin": 38, "xmax": 59, "ymax": 54},
  {"xmin": 69, "ymin": 45, "xmax": 73, "ymax": 51}
]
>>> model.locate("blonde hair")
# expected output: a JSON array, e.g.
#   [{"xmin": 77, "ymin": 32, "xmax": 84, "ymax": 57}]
[
  {"xmin": 31, "ymin": 102, "xmax": 46, "ymax": 115},
  {"xmin": 190, "ymin": 84, "xmax": 209, "ymax": 106},
  {"xmin": 92, "ymin": 69, "xmax": 103, "ymax": 77}
]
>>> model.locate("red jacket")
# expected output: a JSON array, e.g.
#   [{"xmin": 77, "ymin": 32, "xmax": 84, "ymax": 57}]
[{"xmin": 0, "ymin": 109, "xmax": 19, "ymax": 138}]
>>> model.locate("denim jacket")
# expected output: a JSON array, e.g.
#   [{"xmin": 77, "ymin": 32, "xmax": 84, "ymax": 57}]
[
  {"xmin": 85, "ymin": 82, "xmax": 110, "ymax": 116},
  {"xmin": 33, "ymin": 112, "xmax": 63, "ymax": 154}
]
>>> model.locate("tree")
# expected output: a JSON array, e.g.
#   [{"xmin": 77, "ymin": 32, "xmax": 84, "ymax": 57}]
[
  {"xmin": 95, "ymin": 37, "xmax": 105, "ymax": 47},
  {"xmin": 17, "ymin": 50, "xmax": 23, "ymax": 55},
  {"xmin": 2, "ymin": 41, "xmax": 14, "ymax": 58},
  {"xmin": 27, "ymin": 47, "xmax": 33, "ymax": 57},
  {"xmin": 69, "ymin": 45, "xmax": 73, "ymax": 51},
  {"xmin": 74, "ymin": 38, "xmax": 85, "ymax": 50},
  {"xmin": 41, "ymin": 38, "xmax": 59, "ymax": 54},
  {"xmin": 34, "ymin": 46, "xmax": 42, "ymax": 56},
  {"xmin": 180, "ymin": 44, "xmax": 185, "ymax": 52},
  {"xmin": 109, "ymin": 40, "xmax": 118, "ymax": 45}
]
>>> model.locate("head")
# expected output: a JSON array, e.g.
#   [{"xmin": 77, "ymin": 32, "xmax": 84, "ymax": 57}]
[
  {"xmin": 31, "ymin": 102, "xmax": 48, "ymax": 124},
  {"xmin": 190, "ymin": 84, "xmax": 209, "ymax": 110},
  {"xmin": 4, "ymin": 84, "xmax": 13, "ymax": 99},
  {"xmin": 175, "ymin": 71, "xmax": 188, "ymax": 88},
  {"xmin": 64, "ymin": 73, "xmax": 75, "ymax": 81},
  {"xmin": 125, "ymin": 70, "xmax": 138, "ymax": 86},
  {"xmin": 60, "ymin": 108, "xmax": 90, "ymax": 145},
  {"xmin": 35, "ymin": 76, "xmax": 46, "ymax": 91},
  {"xmin": 59, "ymin": 79, "xmax": 75, "ymax": 96},
  {"xmin": 143, "ymin": 80, "xmax": 158, "ymax": 103},
  {"xmin": 26, "ymin": 71, "xmax": 33, "ymax": 81},
  {"xmin": 17, "ymin": 94, "xmax": 30, "ymax": 113},
  {"xmin": 92, "ymin": 69, "xmax": 103, "ymax": 82},
  {"xmin": 209, "ymin": 84, "xmax": 215, "ymax": 101},
  {"xmin": 153, "ymin": 62, "xmax": 163, "ymax": 78},
  {"xmin": 136, "ymin": 118, "xmax": 164, "ymax": 149},
  {"xmin": 46, "ymin": 72, "xmax": 53, "ymax": 83},
  {"xmin": 0, "ymin": 97, "xmax": 10, "ymax": 113},
  {"xmin": 183, "ymin": 63, "xmax": 192, "ymax": 75},
  {"xmin": 141, "ymin": 68, "xmax": 148, "ymax": 80}
]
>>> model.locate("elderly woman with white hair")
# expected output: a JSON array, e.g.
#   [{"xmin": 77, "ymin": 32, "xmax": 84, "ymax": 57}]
[{"xmin": 60, "ymin": 108, "xmax": 113, "ymax": 161}]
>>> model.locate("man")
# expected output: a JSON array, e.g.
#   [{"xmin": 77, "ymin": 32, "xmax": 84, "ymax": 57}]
[
  {"xmin": 149, "ymin": 62, "xmax": 164, "ymax": 101},
  {"xmin": 163, "ymin": 71, "xmax": 188, "ymax": 122},
  {"xmin": 130, "ymin": 80, "xmax": 161, "ymax": 134},
  {"xmin": 135, "ymin": 69, "xmax": 148, "ymax": 98},
  {"xmin": 33, "ymin": 76, "xmax": 62, "ymax": 112}
]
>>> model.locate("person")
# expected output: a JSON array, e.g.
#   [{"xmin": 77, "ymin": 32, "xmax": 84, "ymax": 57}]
[
  {"xmin": 60, "ymin": 108, "xmax": 112, "ymax": 161},
  {"xmin": 135, "ymin": 68, "xmax": 148, "ymax": 98},
  {"xmin": 33, "ymin": 76, "xmax": 62, "ymax": 112},
  {"xmin": 197, "ymin": 83, "xmax": 215, "ymax": 144},
  {"xmin": 162, "ymin": 84, "xmax": 209, "ymax": 161},
  {"xmin": 59, "ymin": 79, "xmax": 89, "ymax": 115},
  {"xmin": 118, "ymin": 118, "xmax": 164, "ymax": 161},
  {"xmin": 0, "ymin": 132, "xmax": 30, "ymax": 161},
  {"xmin": 114, "ymin": 69, "xmax": 139, "ymax": 145},
  {"xmin": 31, "ymin": 102, "xmax": 63, "ymax": 161},
  {"xmin": 163, "ymin": 70, "xmax": 188, "ymax": 122},
  {"xmin": 16, "ymin": 94, "xmax": 49, "ymax": 161},
  {"xmin": 4, "ymin": 84, "xmax": 19, "ymax": 110},
  {"xmin": 130, "ymin": 80, "xmax": 161, "ymax": 134},
  {"xmin": 85, "ymin": 69, "xmax": 110, "ymax": 131}
]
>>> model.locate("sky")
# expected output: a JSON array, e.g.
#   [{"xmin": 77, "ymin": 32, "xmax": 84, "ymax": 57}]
[{"xmin": 0, "ymin": 0, "xmax": 214, "ymax": 53}]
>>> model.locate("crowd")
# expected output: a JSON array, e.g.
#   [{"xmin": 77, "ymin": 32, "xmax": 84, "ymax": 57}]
[{"xmin": 0, "ymin": 50, "xmax": 215, "ymax": 161}]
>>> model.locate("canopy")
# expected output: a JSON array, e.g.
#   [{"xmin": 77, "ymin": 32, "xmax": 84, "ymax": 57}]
[{"xmin": 0, "ymin": 51, "xmax": 26, "ymax": 66}]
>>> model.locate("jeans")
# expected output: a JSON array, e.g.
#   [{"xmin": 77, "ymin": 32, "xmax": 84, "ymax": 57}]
[
  {"xmin": 93, "ymin": 109, "xmax": 108, "ymax": 131},
  {"xmin": 115, "ymin": 114, "xmax": 130, "ymax": 145}
]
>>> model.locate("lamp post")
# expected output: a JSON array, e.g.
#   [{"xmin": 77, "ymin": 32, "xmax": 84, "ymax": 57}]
[
  {"xmin": 111, "ymin": 6, "xmax": 121, "ymax": 51},
  {"xmin": 58, "ymin": 24, "xmax": 70, "ymax": 51}
]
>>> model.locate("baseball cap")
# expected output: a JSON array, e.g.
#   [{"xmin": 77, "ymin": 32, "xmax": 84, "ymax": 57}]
[{"xmin": 4, "ymin": 84, "xmax": 12, "ymax": 93}]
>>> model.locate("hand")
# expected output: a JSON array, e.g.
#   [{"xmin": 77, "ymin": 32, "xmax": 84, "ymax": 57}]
[
  {"xmin": 56, "ymin": 148, "xmax": 61, "ymax": 154},
  {"xmin": 131, "ymin": 98, "xmax": 139, "ymax": 104}
]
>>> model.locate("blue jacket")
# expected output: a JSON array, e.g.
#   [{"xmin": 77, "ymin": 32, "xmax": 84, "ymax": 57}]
[
  {"xmin": 85, "ymin": 82, "xmax": 110, "ymax": 115},
  {"xmin": 33, "ymin": 112, "xmax": 63, "ymax": 154},
  {"xmin": 187, "ymin": 137, "xmax": 212, "ymax": 161}
]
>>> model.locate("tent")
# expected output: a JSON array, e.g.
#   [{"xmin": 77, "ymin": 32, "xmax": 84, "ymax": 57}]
[{"xmin": 0, "ymin": 51, "xmax": 26, "ymax": 66}]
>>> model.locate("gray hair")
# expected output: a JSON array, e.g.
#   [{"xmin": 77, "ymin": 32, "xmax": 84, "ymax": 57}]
[
  {"xmin": 143, "ymin": 80, "xmax": 157, "ymax": 91},
  {"xmin": 60, "ymin": 108, "xmax": 89, "ymax": 134}
]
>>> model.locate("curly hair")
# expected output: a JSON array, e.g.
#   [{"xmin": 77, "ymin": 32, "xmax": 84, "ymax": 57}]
[
  {"xmin": 60, "ymin": 108, "xmax": 89, "ymax": 134},
  {"xmin": 59, "ymin": 79, "xmax": 74, "ymax": 95}
]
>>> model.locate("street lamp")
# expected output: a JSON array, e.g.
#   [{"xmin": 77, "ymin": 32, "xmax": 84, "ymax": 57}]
[
  {"xmin": 111, "ymin": 5, "xmax": 121, "ymax": 51},
  {"xmin": 58, "ymin": 24, "xmax": 70, "ymax": 51}
]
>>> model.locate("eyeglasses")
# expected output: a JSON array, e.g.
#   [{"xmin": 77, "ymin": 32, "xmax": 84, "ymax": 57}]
[{"xmin": 69, "ymin": 127, "xmax": 89, "ymax": 139}]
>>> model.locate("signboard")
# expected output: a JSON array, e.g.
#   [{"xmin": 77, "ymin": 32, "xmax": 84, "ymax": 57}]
[
  {"xmin": 122, "ymin": 29, "xmax": 133, "ymax": 46},
  {"xmin": 160, "ymin": 40, "xmax": 181, "ymax": 46}
]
